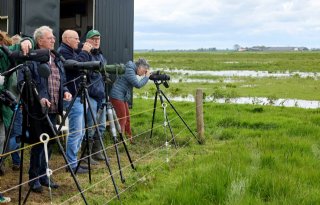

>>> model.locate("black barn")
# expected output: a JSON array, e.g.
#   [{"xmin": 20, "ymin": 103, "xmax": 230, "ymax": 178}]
[{"xmin": 0, "ymin": 0, "xmax": 134, "ymax": 64}]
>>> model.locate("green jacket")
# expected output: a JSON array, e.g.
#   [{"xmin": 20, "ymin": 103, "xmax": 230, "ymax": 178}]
[{"xmin": 0, "ymin": 38, "xmax": 34, "ymax": 127}]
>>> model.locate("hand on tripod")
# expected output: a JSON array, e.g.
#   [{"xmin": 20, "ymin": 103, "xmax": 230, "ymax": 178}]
[
  {"xmin": 40, "ymin": 98, "xmax": 51, "ymax": 107},
  {"xmin": 63, "ymin": 92, "xmax": 72, "ymax": 101}
]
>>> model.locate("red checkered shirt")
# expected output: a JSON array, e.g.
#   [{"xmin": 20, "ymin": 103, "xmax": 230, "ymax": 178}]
[{"xmin": 48, "ymin": 53, "xmax": 60, "ymax": 113}]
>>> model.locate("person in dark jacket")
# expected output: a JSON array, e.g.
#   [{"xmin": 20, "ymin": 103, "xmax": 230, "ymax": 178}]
[
  {"xmin": 57, "ymin": 30, "xmax": 91, "ymax": 173},
  {"xmin": 84, "ymin": 30, "xmax": 107, "ymax": 162},
  {"xmin": 109, "ymin": 58, "xmax": 151, "ymax": 143},
  {"xmin": 0, "ymin": 33, "xmax": 33, "ymax": 176},
  {"xmin": 18, "ymin": 26, "xmax": 72, "ymax": 193}
]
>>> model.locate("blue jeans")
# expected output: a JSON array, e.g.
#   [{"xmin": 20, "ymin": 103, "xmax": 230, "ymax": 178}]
[
  {"xmin": 8, "ymin": 108, "xmax": 22, "ymax": 166},
  {"xmin": 64, "ymin": 97, "xmax": 85, "ymax": 168},
  {"xmin": 0, "ymin": 108, "xmax": 22, "ymax": 166},
  {"xmin": 87, "ymin": 98, "xmax": 106, "ymax": 140}
]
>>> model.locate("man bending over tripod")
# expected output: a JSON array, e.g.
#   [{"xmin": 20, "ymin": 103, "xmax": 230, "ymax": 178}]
[
  {"xmin": 109, "ymin": 58, "xmax": 151, "ymax": 144},
  {"xmin": 18, "ymin": 26, "xmax": 72, "ymax": 193}
]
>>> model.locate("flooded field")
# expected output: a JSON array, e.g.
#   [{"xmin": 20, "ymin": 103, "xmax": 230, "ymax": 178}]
[
  {"xmin": 139, "ymin": 95, "xmax": 320, "ymax": 109},
  {"xmin": 163, "ymin": 69, "xmax": 320, "ymax": 79},
  {"xmin": 142, "ymin": 68, "xmax": 320, "ymax": 109}
]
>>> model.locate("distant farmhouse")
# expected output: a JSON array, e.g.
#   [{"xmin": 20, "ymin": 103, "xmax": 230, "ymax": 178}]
[{"xmin": 239, "ymin": 46, "xmax": 309, "ymax": 52}]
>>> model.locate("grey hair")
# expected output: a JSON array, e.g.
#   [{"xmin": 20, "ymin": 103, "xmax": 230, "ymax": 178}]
[
  {"xmin": 135, "ymin": 58, "xmax": 150, "ymax": 69},
  {"xmin": 33, "ymin": 26, "xmax": 53, "ymax": 42}
]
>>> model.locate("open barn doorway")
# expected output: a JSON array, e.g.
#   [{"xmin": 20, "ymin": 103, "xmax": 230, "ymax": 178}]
[{"xmin": 60, "ymin": 0, "xmax": 94, "ymax": 42}]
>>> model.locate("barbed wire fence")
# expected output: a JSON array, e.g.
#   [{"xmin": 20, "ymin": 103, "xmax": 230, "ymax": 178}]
[{"xmin": 0, "ymin": 98, "xmax": 205, "ymax": 204}]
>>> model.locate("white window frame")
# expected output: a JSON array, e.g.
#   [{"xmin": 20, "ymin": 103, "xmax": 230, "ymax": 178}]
[{"xmin": 0, "ymin": 16, "xmax": 9, "ymax": 32}]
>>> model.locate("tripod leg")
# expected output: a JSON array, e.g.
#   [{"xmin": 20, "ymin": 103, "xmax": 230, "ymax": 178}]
[
  {"xmin": 150, "ymin": 91, "xmax": 158, "ymax": 138},
  {"xmin": 107, "ymin": 107, "xmax": 125, "ymax": 183},
  {"xmin": 83, "ymin": 89, "xmax": 120, "ymax": 199},
  {"xmin": 0, "ymin": 86, "xmax": 24, "ymax": 170},
  {"xmin": 78, "ymin": 96, "xmax": 92, "ymax": 183},
  {"xmin": 18, "ymin": 142, "xmax": 24, "ymax": 205},
  {"xmin": 158, "ymin": 94, "xmax": 177, "ymax": 148},
  {"xmin": 161, "ymin": 90, "xmax": 202, "ymax": 144},
  {"xmin": 111, "ymin": 108, "xmax": 135, "ymax": 170},
  {"xmin": 0, "ymin": 107, "xmax": 18, "ymax": 170},
  {"xmin": 164, "ymin": 113, "xmax": 177, "ymax": 148},
  {"xmin": 45, "ymin": 115, "xmax": 89, "ymax": 205}
]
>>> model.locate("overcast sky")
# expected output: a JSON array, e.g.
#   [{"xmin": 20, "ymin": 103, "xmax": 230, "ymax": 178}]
[{"xmin": 134, "ymin": 0, "xmax": 320, "ymax": 50}]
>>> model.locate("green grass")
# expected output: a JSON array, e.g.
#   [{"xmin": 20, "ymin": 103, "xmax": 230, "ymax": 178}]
[
  {"xmin": 135, "ymin": 51, "xmax": 320, "ymax": 72},
  {"xmin": 104, "ymin": 100, "xmax": 320, "ymax": 205}
]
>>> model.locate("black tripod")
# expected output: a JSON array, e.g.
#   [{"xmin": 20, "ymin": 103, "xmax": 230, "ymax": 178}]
[
  {"xmin": 0, "ymin": 80, "xmax": 21, "ymax": 174},
  {"xmin": 97, "ymin": 75, "xmax": 135, "ymax": 183},
  {"xmin": 58, "ymin": 71, "xmax": 120, "ymax": 199},
  {"xmin": 10, "ymin": 65, "xmax": 89, "ymax": 205},
  {"xmin": 149, "ymin": 79, "xmax": 201, "ymax": 144}
]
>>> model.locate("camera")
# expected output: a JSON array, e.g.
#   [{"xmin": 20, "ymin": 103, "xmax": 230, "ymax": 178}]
[
  {"xmin": 149, "ymin": 71, "xmax": 170, "ymax": 81},
  {"xmin": 64, "ymin": 59, "xmax": 126, "ymax": 75},
  {"xmin": 0, "ymin": 46, "xmax": 50, "ymax": 63},
  {"xmin": 101, "ymin": 64, "xmax": 126, "ymax": 74},
  {"xmin": 63, "ymin": 59, "xmax": 102, "ymax": 72},
  {"xmin": 0, "ymin": 89, "xmax": 17, "ymax": 110},
  {"xmin": 0, "ymin": 47, "xmax": 51, "ymax": 78},
  {"xmin": 149, "ymin": 71, "xmax": 170, "ymax": 88}
]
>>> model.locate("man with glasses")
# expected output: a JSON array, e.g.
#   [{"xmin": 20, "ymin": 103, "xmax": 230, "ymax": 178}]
[
  {"xmin": 83, "ymin": 30, "xmax": 107, "ymax": 162},
  {"xmin": 18, "ymin": 25, "xmax": 72, "ymax": 193},
  {"xmin": 58, "ymin": 30, "xmax": 92, "ymax": 174}
]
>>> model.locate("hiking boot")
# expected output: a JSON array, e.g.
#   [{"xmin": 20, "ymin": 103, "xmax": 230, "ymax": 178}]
[
  {"xmin": 29, "ymin": 180, "xmax": 43, "ymax": 193},
  {"xmin": 12, "ymin": 164, "xmax": 20, "ymax": 171},
  {"xmin": 40, "ymin": 177, "xmax": 59, "ymax": 189},
  {"xmin": 92, "ymin": 138, "xmax": 105, "ymax": 161},
  {"xmin": 66, "ymin": 166, "xmax": 89, "ymax": 174},
  {"xmin": 0, "ymin": 195, "xmax": 11, "ymax": 203},
  {"xmin": 81, "ymin": 140, "xmax": 100, "ymax": 165}
]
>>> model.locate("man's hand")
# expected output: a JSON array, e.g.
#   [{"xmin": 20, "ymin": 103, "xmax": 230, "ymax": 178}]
[
  {"xmin": 20, "ymin": 40, "xmax": 32, "ymax": 55},
  {"xmin": 145, "ymin": 70, "xmax": 151, "ymax": 77},
  {"xmin": 82, "ymin": 42, "xmax": 92, "ymax": 53},
  {"xmin": 40, "ymin": 98, "xmax": 51, "ymax": 108},
  {"xmin": 63, "ymin": 92, "xmax": 72, "ymax": 101}
]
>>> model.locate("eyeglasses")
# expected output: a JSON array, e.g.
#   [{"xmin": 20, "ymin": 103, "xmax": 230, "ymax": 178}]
[
  {"xmin": 42, "ymin": 36, "xmax": 56, "ymax": 41},
  {"xmin": 90, "ymin": 37, "xmax": 100, "ymax": 41},
  {"xmin": 68, "ymin": 36, "xmax": 79, "ymax": 40}
]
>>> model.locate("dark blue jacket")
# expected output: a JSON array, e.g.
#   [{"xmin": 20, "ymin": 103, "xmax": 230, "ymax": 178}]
[
  {"xmin": 57, "ymin": 42, "xmax": 90, "ymax": 96},
  {"xmin": 87, "ymin": 51, "xmax": 107, "ymax": 102},
  {"xmin": 17, "ymin": 52, "xmax": 69, "ymax": 115}
]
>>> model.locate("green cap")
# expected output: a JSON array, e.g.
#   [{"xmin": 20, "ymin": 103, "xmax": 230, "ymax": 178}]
[{"xmin": 86, "ymin": 30, "xmax": 101, "ymax": 39}]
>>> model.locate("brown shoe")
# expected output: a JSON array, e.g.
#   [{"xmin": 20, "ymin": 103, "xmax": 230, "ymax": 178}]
[
  {"xmin": 12, "ymin": 164, "xmax": 20, "ymax": 171},
  {"xmin": 129, "ymin": 137, "xmax": 135, "ymax": 144}
]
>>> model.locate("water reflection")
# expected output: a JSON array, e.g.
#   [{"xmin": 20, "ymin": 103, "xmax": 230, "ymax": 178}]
[
  {"xmin": 170, "ymin": 78, "xmax": 240, "ymax": 83},
  {"xmin": 140, "ymin": 95, "xmax": 320, "ymax": 109},
  {"xmin": 162, "ymin": 69, "xmax": 320, "ymax": 78}
]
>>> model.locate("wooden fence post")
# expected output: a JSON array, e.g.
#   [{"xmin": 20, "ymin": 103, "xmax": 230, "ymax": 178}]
[{"xmin": 196, "ymin": 89, "xmax": 205, "ymax": 143}]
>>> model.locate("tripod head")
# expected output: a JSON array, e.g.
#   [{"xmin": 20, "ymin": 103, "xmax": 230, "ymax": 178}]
[{"xmin": 150, "ymin": 70, "xmax": 170, "ymax": 88}]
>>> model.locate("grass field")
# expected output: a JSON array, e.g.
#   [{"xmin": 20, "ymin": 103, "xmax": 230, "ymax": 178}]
[
  {"xmin": 2, "ymin": 51, "xmax": 320, "ymax": 204},
  {"xmin": 109, "ymin": 100, "xmax": 320, "ymax": 205},
  {"xmin": 134, "ymin": 51, "xmax": 320, "ymax": 101},
  {"xmin": 135, "ymin": 51, "xmax": 320, "ymax": 72}
]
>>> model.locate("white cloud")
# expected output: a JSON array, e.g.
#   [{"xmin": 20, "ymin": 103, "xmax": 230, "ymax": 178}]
[{"xmin": 134, "ymin": 0, "xmax": 320, "ymax": 49}]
